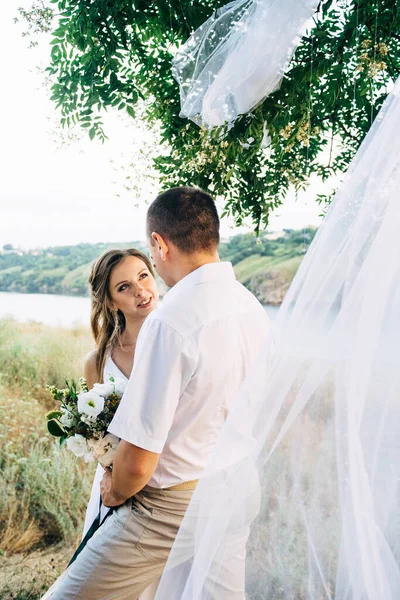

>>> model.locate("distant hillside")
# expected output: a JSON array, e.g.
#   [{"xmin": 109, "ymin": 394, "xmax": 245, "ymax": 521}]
[
  {"xmin": 0, "ymin": 242, "xmax": 148, "ymax": 296},
  {"xmin": 0, "ymin": 228, "xmax": 317, "ymax": 305}
]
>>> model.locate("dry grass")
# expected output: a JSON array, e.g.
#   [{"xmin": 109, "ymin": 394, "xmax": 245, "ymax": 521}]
[
  {"xmin": 0, "ymin": 318, "xmax": 96, "ymax": 557},
  {"xmin": 0, "ymin": 318, "xmax": 93, "ymax": 405},
  {"xmin": 0, "ymin": 544, "xmax": 72, "ymax": 600},
  {"xmin": 0, "ymin": 318, "xmax": 98, "ymax": 596}
]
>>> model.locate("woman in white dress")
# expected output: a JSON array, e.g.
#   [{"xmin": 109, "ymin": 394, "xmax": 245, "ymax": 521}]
[{"xmin": 83, "ymin": 248, "xmax": 160, "ymax": 600}]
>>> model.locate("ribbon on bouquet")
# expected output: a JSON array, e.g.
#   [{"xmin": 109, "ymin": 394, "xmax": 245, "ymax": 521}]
[{"xmin": 68, "ymin": 499, "xmax": 114, "ymax": 567}]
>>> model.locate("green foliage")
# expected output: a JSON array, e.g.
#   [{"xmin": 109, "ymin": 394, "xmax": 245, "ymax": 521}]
[
  {"xmin": 47, "ymin": 418, "xmax": 66, "ymax": 437},
  {"xmin": 0, "ymin": 320, "xmax": 95, "ymax": 560},
  {"xmin": 14, "ymin": 0, "xmax": 53, "ymax": 48},
  {"xmin": 0, "ymin": 231, "xmax": 314, "ymax": 297},
  {"xmin": 220, "ymin": 227, "xmax": 316, "ymax": 265},
  {"xmin": 39, "ymin": 0, "xmax": 400, "ymax": 229},
  {"xmin": 0, "ymin": 241, "xmax": 146, "ymax": 295}
]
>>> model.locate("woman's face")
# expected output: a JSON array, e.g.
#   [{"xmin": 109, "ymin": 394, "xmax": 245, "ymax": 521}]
[{"xmin": 109, "ymin": 255, "xmax": 158, "ymax": 321}]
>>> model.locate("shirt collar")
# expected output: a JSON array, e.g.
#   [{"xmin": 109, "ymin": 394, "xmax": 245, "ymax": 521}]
[{"xmin": 162, "ymin": 262, "xmax": 236, "ymax": 305}]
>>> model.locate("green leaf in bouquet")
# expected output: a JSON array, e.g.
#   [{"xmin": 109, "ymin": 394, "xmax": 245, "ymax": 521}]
[
  {"xmin": 60, "ymin": 434, "xmax": 68, "ymax": 447},
  {"xmin": 47, "ymin": 419, "xmax": 66, "ymax": 437},
  {"xmin": 65, "ymin": 379, "xmax": 78, "ymax": 401},
  {"xmin": 45, "ymin": 409, "xmax": 63, "ymax": 421}
]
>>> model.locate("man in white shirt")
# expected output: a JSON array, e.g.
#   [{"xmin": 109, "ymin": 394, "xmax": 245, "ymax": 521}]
[{"xmin": 51, "ymin": 187, "xmax": 270, "ymax": 599}]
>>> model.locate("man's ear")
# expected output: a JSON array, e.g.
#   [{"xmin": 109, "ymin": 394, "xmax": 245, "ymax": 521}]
[{"xmin": 151, "ymin": 232, "xmax": 169, "ymax": 261}]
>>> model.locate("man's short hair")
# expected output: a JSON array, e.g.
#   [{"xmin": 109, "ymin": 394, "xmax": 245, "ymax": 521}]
[{"xmin": 147, "ymin": 186, "xmax": 220, "ymax": 253}]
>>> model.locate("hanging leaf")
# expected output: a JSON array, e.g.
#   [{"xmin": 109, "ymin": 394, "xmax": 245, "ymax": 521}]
[{"xmin": 47, "ymin": 419, "xmax": 66, "ymax": 437}]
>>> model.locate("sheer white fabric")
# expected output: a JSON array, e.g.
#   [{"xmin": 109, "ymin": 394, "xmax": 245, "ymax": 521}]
[
  {"xmin": 172, "ymin": 0, "xmax": 319, "ymax": 128},
  {"xmin": 154, "ymin": 78, "xmax": 400, "ymax": 599}
]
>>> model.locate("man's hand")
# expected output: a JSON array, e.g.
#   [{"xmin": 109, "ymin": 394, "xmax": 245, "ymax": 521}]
[
  {"xmin": 100, "ymin": 470, "xmax": 126, "ymax": 508},
  {"xmin": 100, "ymin": 441, "xmax": 160, "ymax": 507}
]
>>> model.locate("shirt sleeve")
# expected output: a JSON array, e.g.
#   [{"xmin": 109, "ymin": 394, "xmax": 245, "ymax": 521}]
[{"xmin": 108, "ymin": 317, "xmax": 196, "ymax": 453}]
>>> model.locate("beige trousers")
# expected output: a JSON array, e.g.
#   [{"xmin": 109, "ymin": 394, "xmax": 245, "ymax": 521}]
[{"xmin": 50, "ymin": 486, "xmax": 193, "ymax": 600}]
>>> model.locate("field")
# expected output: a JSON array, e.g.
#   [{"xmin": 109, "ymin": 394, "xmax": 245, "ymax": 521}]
[{"xmin": 0, "ymin": 319, "xmax": 95, "ymax": 599}]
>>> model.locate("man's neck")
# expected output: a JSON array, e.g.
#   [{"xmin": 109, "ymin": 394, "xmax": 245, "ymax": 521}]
[{"xmin": 171, "ymin": 251, "xmax": 220, "ymax": 286}]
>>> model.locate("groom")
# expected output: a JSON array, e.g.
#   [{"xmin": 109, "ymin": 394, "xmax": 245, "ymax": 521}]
[{"xmin": 51, "ymin": 186, "xmax": 270, "ymax": 599}]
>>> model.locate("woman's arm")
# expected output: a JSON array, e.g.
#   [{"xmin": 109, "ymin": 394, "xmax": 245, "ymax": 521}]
[{"xmin": 84, "ymin": 349, "xmax": 100, "ymax": 389}]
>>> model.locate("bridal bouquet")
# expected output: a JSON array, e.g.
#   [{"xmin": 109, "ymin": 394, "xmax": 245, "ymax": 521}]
[{"xmin": 45, "ymin": 375, "xmax": 127, "ymax": 467}]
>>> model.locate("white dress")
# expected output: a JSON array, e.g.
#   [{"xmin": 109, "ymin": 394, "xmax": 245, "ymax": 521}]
[
  {"xmin": 41, "ymin": 355, "xmax": 159, "ymax": 600},
  {"xmin": 83, "ymin": 355, "xmax": 159, "ymax": 600},
  {"xmin": 82, "ymin": 355, "xmax": 127, "ymax": 535}
]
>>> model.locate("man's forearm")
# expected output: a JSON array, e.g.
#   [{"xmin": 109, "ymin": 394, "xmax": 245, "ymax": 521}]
[
  {"xmin": 110, "ymin": 464, "xmax": 153, "ymax": 502},
  {"xmin": 108, "ymin": 440, "xmax": 160, "ymax": 503}
]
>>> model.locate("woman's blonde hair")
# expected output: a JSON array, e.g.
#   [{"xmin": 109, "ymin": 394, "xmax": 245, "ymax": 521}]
[{"xmin": 88, "ymin": 248, "xmax": 155, "ymax": 379}]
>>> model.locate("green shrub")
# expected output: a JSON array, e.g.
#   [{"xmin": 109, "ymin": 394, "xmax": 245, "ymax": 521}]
[{"xmin": 0, "ymin": 319, "xmax": 95, "ymax": 554}]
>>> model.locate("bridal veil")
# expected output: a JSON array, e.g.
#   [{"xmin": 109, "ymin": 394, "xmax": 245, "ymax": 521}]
[
  {"xmin": 172, "ymin": 0, "xmax": 320, "ymax": 128},
  {"xmin": 155, "ymin": 74, "xmax": 400, "ymax": 599}
]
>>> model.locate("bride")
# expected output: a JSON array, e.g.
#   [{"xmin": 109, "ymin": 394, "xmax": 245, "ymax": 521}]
[
  {"xmin": 58, "ymin": 248, "xmax": 160, "ymax": 600},
  {"xmin": 83, "ymin": 248, "xmax": 160, "ymax": 600},
  {"xmin": 83, "ymin": 248, "xmax": 158, "ymax": 535}
]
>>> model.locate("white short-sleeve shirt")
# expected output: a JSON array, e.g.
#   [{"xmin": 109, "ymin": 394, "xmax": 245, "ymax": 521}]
[{"xmin": 108, "ymin": 262, "xmax": 270, "ymax": 488}]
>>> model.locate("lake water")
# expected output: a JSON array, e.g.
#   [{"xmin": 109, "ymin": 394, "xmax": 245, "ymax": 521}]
[
  {"xmin": 0, "ymin": 292, "xmax": 279, "ymax": 328},
  {"xmin": 0, "ymin": 292, "xmax": 92, "ymax": 328}
]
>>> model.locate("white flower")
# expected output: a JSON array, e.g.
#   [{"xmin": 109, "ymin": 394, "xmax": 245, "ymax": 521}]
[
  {"xmin": 92, "ymin": 380, "xmax": 115, "ymax": 398},
  {"xmin": 66, "ymin": 434, "xmax": 89, "ymax": 458},
  {"xmin": 59, "ymin": 408, "xmax": 74, "ymax": 428},
  {"xmin": 92, "ymin": 375, "xmax": 126, "ymax": 398},
  {"xmin": 113, "ymin": 377, "xmax": 127, "ymax": 396},
  {"xmin": 77, "ymin": 390, "xmax": 105, "ymax": 418},
  {"xmin": 88, "ymin": 433, "xmax": 120, "ymax": 468}
]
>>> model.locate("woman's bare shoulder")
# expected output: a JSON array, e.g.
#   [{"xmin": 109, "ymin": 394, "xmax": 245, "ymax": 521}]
[
  {"xmin": 84, "ymin": 349, "xmax": 98, "ymax": 369},
  {"xmin": 84, "ymin": 349, "xmax": 100, "ymax": 387}
]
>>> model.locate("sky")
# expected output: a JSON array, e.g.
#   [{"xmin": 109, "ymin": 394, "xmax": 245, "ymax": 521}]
[{"xmin": 0, "ymin": 1, "xmax": 323, "ymax": 251}]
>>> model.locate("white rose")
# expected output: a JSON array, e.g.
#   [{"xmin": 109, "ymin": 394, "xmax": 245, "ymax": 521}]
[
  {"xmin": 101, "ymin": 374, "xmax": 127, "ymax": 397},
  {"xmin": 77, "ymin": 390, "xmax": 105, "ymax": 418},
  {"xmin": 112, "ymin": 377, "xmax": 127, "ymax": 396},
  {"xmin": 92, "ymin": 380, "xmax": 115, "ymax": 398},
  {"xmin": 98, "ymin": 445, "xmax": 118, "ymax": 468},
  {"xmin": 87, "ymin": 436, "xmax": 107, "ymax": 458},
  {"xmin": 66, "ymin": 434, "xmax": 89, "ymax": 458},
  {"xmin": 88, "ymin": 433, "xmax": 120, "ymax": 468},
  {"xmin": 59, "ymin": 408, "xmax": 74, "ymax": 428}
]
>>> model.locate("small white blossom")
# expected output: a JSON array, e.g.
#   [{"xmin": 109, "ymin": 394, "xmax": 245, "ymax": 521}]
[
  {"xmin": 113, "ymin": 377, "xmax": 127, "ymax": 396},
  {"xmin": 77, "ymin": 390, "xmax": 105, "ymax": 418},
  {"xmin": 93, "ymin": 380, "xmax": 115, "ymax": 398},
  {"xmin": 67, "ymin": 434, "xmax": 90, "ymax": 459},
  {"xmin": 59, "ymin": 408, "xmax": 74, "ymax": 428}
]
